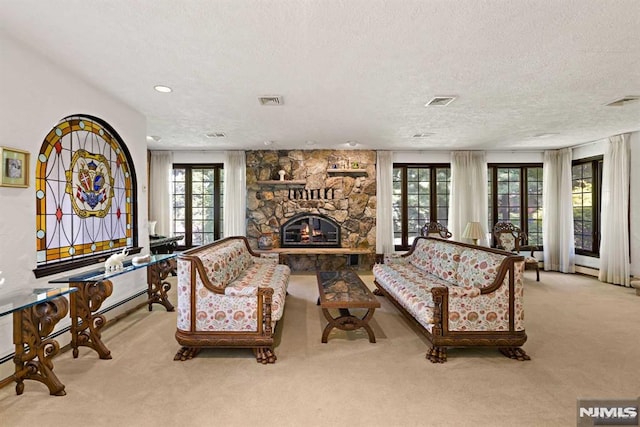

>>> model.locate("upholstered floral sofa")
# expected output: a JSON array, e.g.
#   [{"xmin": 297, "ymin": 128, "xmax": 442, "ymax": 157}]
[
  {"xmin": 175, "ymin": 236, "xmax": 290, "ymax": 364},
  {"xmin": 373, "ymin": 237, "xmax": 529, "ymax": 363}
]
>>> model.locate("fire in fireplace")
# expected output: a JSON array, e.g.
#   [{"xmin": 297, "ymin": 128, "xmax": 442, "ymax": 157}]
[{"xmin": 281, "ymin": 214, "xmax": 340, "ymax": 248}]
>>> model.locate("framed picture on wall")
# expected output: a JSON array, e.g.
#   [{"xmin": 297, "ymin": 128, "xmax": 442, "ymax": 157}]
[{"xmin": 0, "ymin": 146, "xmax": 30, "ymax": 188}]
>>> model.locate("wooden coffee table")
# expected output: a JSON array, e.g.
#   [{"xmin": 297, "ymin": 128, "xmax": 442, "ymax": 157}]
[{"xmin": 316, "ymin": 270, "xmax": 381, "ymax": 343}]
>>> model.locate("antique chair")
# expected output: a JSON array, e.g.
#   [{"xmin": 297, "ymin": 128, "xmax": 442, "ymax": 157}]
[
  {"xmin": 420, "ymin": 221, "xmax": 452, "ymax": 239},
  {"xmin": 493, "ymin": 222, "xmax": 540, "ymax": 281}
]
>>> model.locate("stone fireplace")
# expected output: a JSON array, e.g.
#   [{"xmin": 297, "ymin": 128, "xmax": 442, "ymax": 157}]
[
  {"xmin": 281, "ymin": 213, "xmax": 340, "ymax": 248},
  {"xmin": 246, "ymin": 150, "xmax": 376, "ymax": 270}
]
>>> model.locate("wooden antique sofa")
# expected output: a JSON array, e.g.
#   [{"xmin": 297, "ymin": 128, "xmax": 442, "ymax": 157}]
[
  {"xmin": 174, "ymin": 236, "xmax": 290, "ymax": 364},
  {"xmin": 373, "ymin": 237, "xmax": 529, "ymax": 363}
]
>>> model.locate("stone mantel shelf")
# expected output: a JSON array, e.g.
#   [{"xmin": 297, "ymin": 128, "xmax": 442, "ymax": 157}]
[
  {"xmin": 256, "ymin": 180, "xmax": 306, "ymax": 186},
  {"xmin": 326, "ymin": 169, "xmax": 368, "ymax": 176}
]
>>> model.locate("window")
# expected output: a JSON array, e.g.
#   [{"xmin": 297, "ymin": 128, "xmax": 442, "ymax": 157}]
[
  {"xmin": 572, "ymin": 157, "xmax": 602, "ymax": 256},
  {"xmin": 172, "ymin": 164, "xmax": 224, "ymax": 248},
  {"xmin": 488, "ymin": 165, "xmax": 543, "ymax": 247},
  {"xmin": 392, "ymin": 164, "xmax": 451, "ymax": 250},
  {"xmin": 34, "ymin": 115, "xmax": 137, "ymax": 278}
]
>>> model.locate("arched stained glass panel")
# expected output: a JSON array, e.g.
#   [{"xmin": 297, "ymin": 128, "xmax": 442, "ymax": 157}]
[{"xmin": 35, "ymin": 115, "xmax": 135, "ymax": 267}]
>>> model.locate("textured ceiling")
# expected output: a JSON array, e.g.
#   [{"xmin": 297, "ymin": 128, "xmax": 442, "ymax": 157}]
[{"xmin": 1, "ymin": 0, "xmax": 639, "ymax": 151}]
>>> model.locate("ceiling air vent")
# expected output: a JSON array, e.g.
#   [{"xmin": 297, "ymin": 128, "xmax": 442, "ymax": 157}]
[
  {"xmin": 258, "ymin": 95, "xmax": 284, "ymax": 106},
  {"xmin": 605, "ymin": 96, "xmax": 640, "ymax": 107},
  {"xmin": 205, "ymin": 132, "xmax": 226, "ymax": 138},
  {"xmin": 413, "ymin": 133, "xmax": 434, "ymax": 138},
  {"xmin": 425, "ymin": 96, "xmax": 456, "ymax": 107}
]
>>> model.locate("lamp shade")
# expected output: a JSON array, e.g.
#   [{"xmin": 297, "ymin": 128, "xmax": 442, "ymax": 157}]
[{"xmin": 462, "ymin": 221, "xmax": 484, "ymax": 244}]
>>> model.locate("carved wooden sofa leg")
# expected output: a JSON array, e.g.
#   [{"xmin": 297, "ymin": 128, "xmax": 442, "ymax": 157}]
[
  {"xmin": 499, "ymin": 347, "xmax": 531, "ymax": 361},
  {"xmin": 254, "ymin": 347, "xmax": 277, "ymax": 364},
  {"xmin": 174, "ymin": 346, "xmax": 200, "ymax": 361},
  {"xmin": 426, "ymin": 346, "xmax": 447, "ymax": 363}
]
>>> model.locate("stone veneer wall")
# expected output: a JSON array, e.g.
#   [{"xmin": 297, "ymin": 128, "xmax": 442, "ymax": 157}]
[{"xmin": 246, "ymin": 150, "xmax": 376, "ymax": 270}]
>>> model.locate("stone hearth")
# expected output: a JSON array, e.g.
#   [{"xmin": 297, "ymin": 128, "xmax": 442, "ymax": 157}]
[{"xmin": 246, "ymin": 150, "xmax": 376, "ymax": 270}]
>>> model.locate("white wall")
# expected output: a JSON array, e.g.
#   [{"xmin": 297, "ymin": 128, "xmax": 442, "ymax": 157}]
[
  {"xmin": 393, "ymin": 150, "xmax": 544, "ymax": 164},
  {"xmin": 171, "ymin": 150, "xmax": 226, "ymax": 164},
  {"xmin": 0, "ymin": 33, "xmax": 149, "ymax": 368}
]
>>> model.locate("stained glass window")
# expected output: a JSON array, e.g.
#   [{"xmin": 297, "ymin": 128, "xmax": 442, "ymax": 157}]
[{"xmin": 35, "ymin": 115, "xmax": 136, "ymax": 269}]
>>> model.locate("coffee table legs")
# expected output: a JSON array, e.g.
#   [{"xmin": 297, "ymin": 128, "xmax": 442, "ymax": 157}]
[{"xmin": 321, "ymin": 307, "xmax": 377, "ymax": 343}]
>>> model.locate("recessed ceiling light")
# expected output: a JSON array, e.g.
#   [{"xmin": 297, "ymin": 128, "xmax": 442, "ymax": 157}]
[
  {"xmin": 205, "ymin": 132, "xmax": 226, "ymax": 138},
  {"xmin": 306, "ymin": 140, "xmax": 316, "ymax": 146},
  {"xmin": 146, "ymin": 135, "xmax": 161, "ymax": 142},
  {"xmin": 347, "ymin": 141, "xmax": 358, "ymax": 147},
  {"xmin": 425, "ymin": 96, "xmax": 457, "ymax": 107},
  {"xmin": 154, "ymin": 85, "xmax": 172, "ymax": 93},
  {"xmin": 263, "ymin": 140, "xmax": 273, "ymax": 146},
  {"xmin": 258, "ymin": 96, "xmax": 284, "ymax": 106}
]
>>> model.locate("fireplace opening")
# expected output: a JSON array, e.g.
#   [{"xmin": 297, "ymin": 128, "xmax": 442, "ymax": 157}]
[{"xmin": 281, "ymin": 214, "xmax": 340, "ymax": 248}]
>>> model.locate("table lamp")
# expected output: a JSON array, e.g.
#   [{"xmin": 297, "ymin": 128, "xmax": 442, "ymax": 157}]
[{"xmin": 462, "ymin": 221, "xmax": 484, "ymax": 245}]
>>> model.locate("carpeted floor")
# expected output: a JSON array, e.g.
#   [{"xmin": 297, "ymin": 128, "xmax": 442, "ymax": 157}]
[{"xmin": 0, "ymin": 271, "xmax": 638, "ymax": 426}]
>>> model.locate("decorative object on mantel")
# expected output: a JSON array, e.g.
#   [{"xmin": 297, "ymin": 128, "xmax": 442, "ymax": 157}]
[
  {"xmin": 132, "ymin": 254, "xmax": 152, "ymax": 265},
  {"xmin": 278, "ymin": 170, "xmax": 286, "ymax": 181},
  {"xmin": 258, "ymin": 232, "xmax": 274, "ymax": 250},
  {"xmin": 104, "ymin": 248, "xmax": 128, "ymax": 271},
  {"xmin": 462, "ymin": 221, "xmax": 484, "ymax": 245}
]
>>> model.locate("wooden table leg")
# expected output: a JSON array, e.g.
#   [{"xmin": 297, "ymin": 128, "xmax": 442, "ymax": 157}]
[
  {"xmin": 69, "ymin": 280, "xmax": 113, "ymax": 359},
  {"xmin": 146, "ymin": 259, "xmax": 175, "ymax": 312},
  {"xmin": 13, "ymin": 297, "xmax": 69, "ymax": 396},
  {"xmin": 321, "ymin": 307, "xmax": 377, "ymax": 343}
]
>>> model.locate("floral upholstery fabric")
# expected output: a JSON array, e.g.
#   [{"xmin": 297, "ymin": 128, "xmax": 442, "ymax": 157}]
[
  {"xmin": 224, "ymin": 262, "xmax": 290, "ymax": 322},
  {"xmin": 384, "ymin": 253, "xmax": 408, "ymax": 264},
  {"xmin": 408, "ymin": 239, "xmax": 462, "ymax": 286},
  {"xmin": 497, "ymin": 233, "xmax": 516, "ymax": 252},
  {"xmin": 374, "ymin": 240, "xmax": 525, "ymax": 334},
  {"xmin": 176, "ymin": 259, "xmax": 193, "ymax": 331},
  {"xmin": 197, "ymin": 240, "xmax": 254, "ymax": 289},
  {"xmin": 176, "ymin": 239, "xmax": 290, "ymax": 333},
  {"xmin": 407, "ymin": 238, "xmax": 433, "ymax": 273},
  {"xmin": 456, "ymin": 249, "xmax": 505, "ymax": 289},
  {"xmin": 372, "ymin": 263, "xmax": 444, "ymax": 332}
]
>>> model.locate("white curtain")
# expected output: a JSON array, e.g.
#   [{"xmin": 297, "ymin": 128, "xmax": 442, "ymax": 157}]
[
  {"xmin": 223, "ymin": 151, "xmax": 246, "ymax": 237},
  {"xmin": 542, "ymin": 148, "xmax": 575, "ymax": 273},
  {"xmin": 599, "ymin": 134, "xmax": 631, "ymax": 286},
  {"xmin": 376, "ymin": 151, "xmax": 394, "ymax": 254},
  {"xmin": 149, "ymin": 151, "xmax": 173, "ymax": 236},
  {"xmin": 448, "ymin": 151, "xmax": 488, "ymax": 245}
]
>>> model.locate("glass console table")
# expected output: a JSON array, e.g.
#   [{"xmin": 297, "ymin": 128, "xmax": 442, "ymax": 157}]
[
  {"xmin": 0, "ymin": 287, "xmax": 76, "ymax": 396},
  {"xmin": 49, "ymin": 254, "xmax": 176, "ymax": 360}
]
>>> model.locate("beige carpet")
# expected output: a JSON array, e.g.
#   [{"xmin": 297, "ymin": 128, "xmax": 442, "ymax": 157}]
[{"xmin": 1, "ymin": 271, "xmax": 639, "ymax": 426}]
